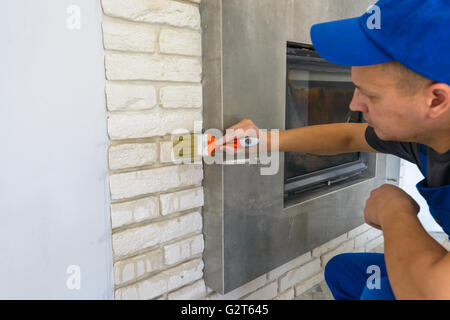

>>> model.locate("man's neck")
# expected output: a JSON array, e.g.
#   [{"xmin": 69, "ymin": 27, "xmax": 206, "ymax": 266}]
[{"xmin": 423, "ymin": 132, "xmax": 450, "ymax": 154}]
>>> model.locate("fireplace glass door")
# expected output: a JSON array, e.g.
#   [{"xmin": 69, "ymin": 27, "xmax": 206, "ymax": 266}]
[{"xmin": 284, "ymin": 44, "xmax": 367, "ymax": 199}]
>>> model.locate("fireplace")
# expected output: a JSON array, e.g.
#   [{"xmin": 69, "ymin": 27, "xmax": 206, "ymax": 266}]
[
  {"xmin": 201, "ymin": 0, "xmax": 399, "ymax": 295},
  {"xmin": 284, "ymin": 43, "xmax": 368, "ymax": 201}
]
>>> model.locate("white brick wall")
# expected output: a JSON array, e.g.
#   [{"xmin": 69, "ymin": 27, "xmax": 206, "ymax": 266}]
[
  {"xmin": 101, "ymin": 0, "xmax": 385, "ymax": 301},
  {"xmin": 109, "ymin": 143, "xmax": 157, "ymax": 170},
  {"xmin": 168, "ymin": 279, "xmax": 207, "ymax": 300},
  {"xmin": 354, "ymin": 228, "xmax": 383, "ymax": 250},
  {"xmin": 294, "ymin": 273, "xmax": 324, "ymax": 296},
  {"xmin": 109, "ymin": 164, "xmax": 203, "ymax": 200},
  {"xmin": 105, "ymin": 52, "xmax": 202, "ymax": 82},
  {"xmin": 160, "ymin": 187, "xmax": 204, "ymax": 216},
  {"xmin": 114, "ymin": 248, "xmax": 164, "ymax": 286},
  {"xmin": 160, "ymin": 86, "xmax": 202, "ymax": 109},
  {"xmin": 115, "ymin": 259, "xmax": 204, "ymax": 300},
  {"xmin": 102, "ymin": 16, "xmax": 157, "ymax": 53},
  {"xmin": 243, "ymin": 282, "xmax": 278, "ymax": 300},
  {"xmin": 279, "ymin": 259, "xmax": 321, "ymax": 292},
  {"xmin": 163, "ymin": 234, "xmax": 204, "ymax": 265},
  {"xmin": 110, "ymin": 196, "xmax": 159, "ymax": 229},
  {"xmin": 159, "ymin": 28, "xmax": 202, "ymax": 56},
  {"xmin": 112, "ymin": 211, "xmax": 202, "ymax": 258},
  {"xmin": 105, "ymin": 82, "xmax": 157, "ymax": 111},
  {"xmin": 102, "ymin": 0, "xmax": 201, "ymax": 30},
  {"xmin": 107, "ymin": 110, "xmax": 202, "ymax": 140},
  {"xmin": 102, "ymin": 0, "xmax": 205, "ymax": 300}
]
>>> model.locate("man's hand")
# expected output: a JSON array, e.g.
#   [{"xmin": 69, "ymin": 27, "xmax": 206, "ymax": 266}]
[
  {"xmin": 214, "ymin": 119, "xmax": 261, "ymax": 154},
  {"xmin": 364, "ymin": 184, "xmax": 420, "ymax": 230}
]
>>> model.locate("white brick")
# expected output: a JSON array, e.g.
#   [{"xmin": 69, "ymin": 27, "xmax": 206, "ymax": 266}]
[
  {"xmin": 190, "ymin": 234, "xmax": 204, "ymax": 255},
  {"xmin": 279, "ymin": 259, "xmax": 321, "ymax": 292},
  {"xmin": 160, "ymin": 28, "xmax": 201, "ymax": 56},
  {"xmin": 160, "ymin": 187, "xmax": 204, "ymax": 216},
  {"xmin": 102, "ymin": 0, "xmax": 200, "ymax": 30},
  {"xmin": 165, "ymin": 259, "xmax": 204, "ymax": 292},
  {"xmin": 106, "ymin": 81, "xmax": 157, "ymax": 111},
  {"xmin": 160, "ymin": 140, "xmax": 202, "ymax": 164},
  {"xmin": 168, "ymin": 279, "xmax": 207, "ymax": 300},
  {"xmin": 114, "ymin": 248, "xmax": 163, "ymax": 285},
  {"xmin": 160, "ymin": 141, "xmax": 175, "ymax": 163},
  {"xmin": 160, "ymin": 86, "xmax": 202, "ymax": 109},
  {"xmin": 163, "ymin": 234, "xmax": 204, "ymax": 265},
  {"xmin": 135, "ymin": 276, "xmax": 167, "ymax": 300},
  {"xmin": 109, "ymin": 164, "xmax": 203, "ymax": 200},
  {"xmin": 243, "ymin": 282, "xmax": 278, "ymax": 300},
  {"xmin": 136, "ymin": 260, "xmax": 145, "ymax": 277},
  {"xmin": 441, "ymin": 236, "xmax": 450, "ymax": 251},
  {"xmin": 110, "ymin": 196, "xmax": 159, "ymax": 229},
  {"xmin": 105, "ymin": 52, "xmax": 201, "ymax": 82},
  {"xmin": 365, "ymin": 235, "xmax": 384, "ymax": 252},
  {"xmin": 354, "ymin": 228, "xmax": 383, "ymax": 250},
  {"xmin": 102, "ymin": 15, "xmax": 157, "ymax": 52},
  {"xmin": 107, "ymin": 110, "xmax": 202, "ymax": 140},
  {"xmin": 205, "ymin": 292, "xmax": 220, "ymax": 300},
  {"xmin": 321, "ymin": 239, "xmax": 355, "ymax": 267},
  {"xmin": 275, "ymin": 288, "xmax": 294, "ymax": 300},
  {"xmin": 115, "ymin": 285, "xmax": 139, "ymax": 300},
  {"xmin": 267, "ymin": 252, "xmax": 312, "ymax": 280},
  {"xmin": 121, "ymin": 263, "xmax": 135, "ymax": 284},
  {"xmin": 399, "ymin": 160, "xmax": 408, "ymax": 187},
  {"xmin": 312, "ymin": 233, "xmax": 348, "ymax": 258},
  {"xmin": 348, "ymin": 223, "xmax": 372, "ymax": 238},
  {"xmin": 294, "ymin": 273, "xmax": 324, "ymax": 296},
  {"xmin": 115, "ymin": 275, "xmax": 166, "ymax": 300},
  {"xmin": 208, "ymin": 274, "xmax": 267, "ymax": 300},
  {"xmin": 165, "ymin": 240, "xmax": 190, "ymax": 266},
  {"xmin": 112, "ymin": 211, "xmax": 202, "ymax": 258},
  {"xmin": 109, "ymin": 143, "xmax": 157, "ymax": 170}
]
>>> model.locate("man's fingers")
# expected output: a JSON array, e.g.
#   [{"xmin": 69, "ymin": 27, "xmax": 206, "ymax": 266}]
[
  {"xmin": 214, "ymin": 135, "xmax": 235, "ymax": 146},
  {"xmin": 214, "ymin": 128, "xmax": 252, "ymax": 146},
  {"xmin": 214, "ymin": 119, "xmax": 259, "ymax": 146}
]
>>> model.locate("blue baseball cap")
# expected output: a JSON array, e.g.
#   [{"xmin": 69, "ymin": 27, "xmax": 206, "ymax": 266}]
[{"xmin": 310, "ymin": 0, "xmax": 450, "ymax": 84}]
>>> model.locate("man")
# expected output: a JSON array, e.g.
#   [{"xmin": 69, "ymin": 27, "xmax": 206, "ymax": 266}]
[{"xmin": 217, "ymin": 0, "xmax": 450, "ymax": 299}]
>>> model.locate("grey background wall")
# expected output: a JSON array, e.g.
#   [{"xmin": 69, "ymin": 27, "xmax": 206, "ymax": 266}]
[{"xmin": 0, "ymin": 0, "xmax": 113, "ymax": 299}]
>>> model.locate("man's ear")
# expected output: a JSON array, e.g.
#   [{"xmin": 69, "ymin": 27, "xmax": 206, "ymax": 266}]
[{"xmin": 425, "ymin": 82, "xmax": 450, "ymax": 119}]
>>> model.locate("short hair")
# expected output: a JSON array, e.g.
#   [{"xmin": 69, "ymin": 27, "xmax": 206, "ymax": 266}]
[{"xmin": 382, "ymin": 61, "xmax": 432, "ymax": 96}]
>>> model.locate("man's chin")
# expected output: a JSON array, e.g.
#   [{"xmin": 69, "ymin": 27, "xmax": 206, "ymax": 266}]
[
  {"xmin": 373, "ymin": 125, "xmax": 412, "ymax": 142},
  {"xmin": 372, "ymin": 126, "xmax": 389, "ymax": 140}
]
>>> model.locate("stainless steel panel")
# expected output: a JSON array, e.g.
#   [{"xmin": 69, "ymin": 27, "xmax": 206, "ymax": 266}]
[{"xmin": 201, "ymin": 0, "xmax": 397, "ymax": 294}]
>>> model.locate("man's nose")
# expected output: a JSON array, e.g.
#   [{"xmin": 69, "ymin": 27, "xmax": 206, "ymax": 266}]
[{"xmin": 349, "ymin": 89, "xmax": 367, "ymax": 113}]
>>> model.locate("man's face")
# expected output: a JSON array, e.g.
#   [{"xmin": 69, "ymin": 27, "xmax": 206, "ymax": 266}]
[{"xmin": 349, "ymin": 64, "xmax": 424, "ymax": 142}]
